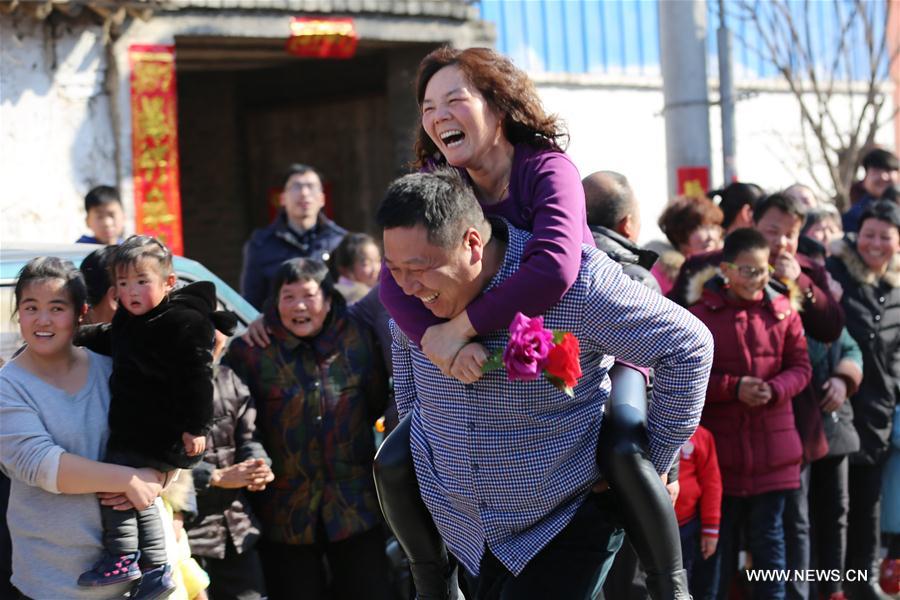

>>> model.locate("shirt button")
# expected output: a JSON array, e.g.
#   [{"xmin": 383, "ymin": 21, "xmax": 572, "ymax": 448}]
[
  {"xmin": 468, "ymin": 422, "xmax": 476, "ymax": 431},
  {"xmin": 869, "ymin": 333, "xmax": 876, "ymax": 340},
  {"xmin": 465, "ymin": 384, "xmax": 474, "ymax": 391},
  {"xmin": 316, "ymin": 415, "xmax": 323, "ymax": 422},
  {"xmin": 874, "ymin": 314, "xmax": 882, "ymax": 321},
  {"xmin": 879, "ymin": 296, "xmax": 886, "ymax": 303},
  {"xmin": 322, "ymin": 252, "xmax": 331, "ymax": 262},
  {"xmin": 313, "ymin": 381, "xmax": 320, "ymax": 389},
  {"xmin": 472, "ymin": 463, "xmax": 480, "ymax": 472},
  {"xmin": 479, "ymin": 501, "xmax": 487, "ymax": 510}
]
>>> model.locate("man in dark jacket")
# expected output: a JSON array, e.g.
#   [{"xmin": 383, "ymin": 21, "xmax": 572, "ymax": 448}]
[
  {"xmin": 582, "ymin": 171, "xmax": 660, "ymax": 292},
  {"xmin": 844, "ymin": 148, "xmax": 899, "ymax": 233},
  {"xmin": 240, "ymin": 164, "xmax": 346, "ymax": 310},
  {"xmin": 188, "ymin": 332, "xmax": 274, "ymax": 600}
]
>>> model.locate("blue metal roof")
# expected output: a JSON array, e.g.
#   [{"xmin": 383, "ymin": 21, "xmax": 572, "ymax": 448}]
[{"xmin": 478, "ymin": 0, "xmax": 890, "ymax": 81}]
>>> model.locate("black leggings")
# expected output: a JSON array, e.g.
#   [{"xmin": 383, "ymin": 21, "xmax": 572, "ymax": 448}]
[{"xmin": 373, "ymin": 363, "xmax": 687, "ymax": 600}]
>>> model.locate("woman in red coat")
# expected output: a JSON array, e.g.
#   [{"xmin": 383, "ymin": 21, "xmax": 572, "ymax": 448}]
[{"xmin": 686, "ymin": 227, "xmax": 812, "ymax": 600}]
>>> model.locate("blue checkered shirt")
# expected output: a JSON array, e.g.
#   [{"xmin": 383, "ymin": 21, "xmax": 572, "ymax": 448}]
[{"xmin": 390, "ymin": 222, "xmax": 713, "ymax": 577}]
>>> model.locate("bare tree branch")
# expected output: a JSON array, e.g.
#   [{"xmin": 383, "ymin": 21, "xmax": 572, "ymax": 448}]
[{"xmin": 731, "ymin": 0, "xmax": 893, "ymax": 207}]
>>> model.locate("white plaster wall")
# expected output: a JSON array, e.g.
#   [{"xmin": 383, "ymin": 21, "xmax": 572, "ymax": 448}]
[
  {"xmin": 1, "ymin": 17, "xmax": 118, "ymax": 244},
  {"xmin": 537, "ymin": 80, "xmax": 896, "ymax": 245}
]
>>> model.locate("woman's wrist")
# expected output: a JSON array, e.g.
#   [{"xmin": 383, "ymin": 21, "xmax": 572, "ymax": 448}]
[{"xmin": 450, "ymin": 310, "xmax": 477, "ymax": 338}]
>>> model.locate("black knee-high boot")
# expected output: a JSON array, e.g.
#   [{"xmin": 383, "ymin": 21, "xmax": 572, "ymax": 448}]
[
  {"xmin": 597, "ymin": 363, "xmax": 690, "ymax": 600},
  {"xmin": 373, "ymin": 415, "xmax": 459, "ymax": 600},
  {"xmin": 373, "ymin": 364, "xmax": 689, "ymax": 600}
]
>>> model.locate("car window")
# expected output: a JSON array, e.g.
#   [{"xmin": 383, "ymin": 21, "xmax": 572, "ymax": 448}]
[{"xmin": 0, "ymin": 284, "xmax": 21, "ymax": 364}]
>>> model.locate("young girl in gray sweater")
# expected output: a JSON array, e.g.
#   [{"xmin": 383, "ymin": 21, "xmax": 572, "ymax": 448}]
[{"xmin": 0, "ymin": 257, "xmax": 167, "ymax": 599}]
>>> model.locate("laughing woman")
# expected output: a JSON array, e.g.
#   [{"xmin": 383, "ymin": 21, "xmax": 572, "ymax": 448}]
[
  {"xmin": 375, "ymin": 46, "xmax": 690, "ymax": 600},
  {"xmin": 223, "ymin": 258, "xmax": 391, "ymax": 600},
  {"xmin": 0, "ymin": 258, "xmax": 164, "ymax": 600},
  {"xmin": 826, "ymin": 200, "xmax": 900, "ymax": 600}
]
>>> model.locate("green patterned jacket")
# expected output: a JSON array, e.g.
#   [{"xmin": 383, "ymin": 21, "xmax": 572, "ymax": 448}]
[{"xmin": 223, "ymin": 299, "xmax": 388, "ymax": 544}]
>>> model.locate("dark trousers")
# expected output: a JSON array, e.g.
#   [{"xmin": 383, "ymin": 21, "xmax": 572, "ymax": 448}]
[
  {"xmin": 784, "ymin": 464, "xmax": 811, "ymax": 600},
  {"xmin": 258, "ymin": 526, "xmax": 392, "ymax": 600},
  {"xmin": 846, "ymin": 461, "xmax": 885, "ymax": 572},
  {"xmin": 463, "ymin": 492, "xmax": 624, "ymax": 600},
  {"xmin": 678, "ymin": 517, "xmax": 717, "ymax": 600},
  {"xmin": 714, "ymin": 491, "xmax": 789, "ymax": 600},
  {"xmin": 0, "ymin": 474, "xmax": 15, "ymax": 600},
  {"xmin": 600, "ymin": 537, "xmax": 647, "ymax": 600},
  {"xmin": 198, "ymin": 539, "xmax": 266, "ymax": 600},
  {"xmin": 100, "ymin": 449, "xmax": 175, "ymax": 566},
  {"xmin": 809, "ymin": 455, "xmax": 849, "ymax": 596}
]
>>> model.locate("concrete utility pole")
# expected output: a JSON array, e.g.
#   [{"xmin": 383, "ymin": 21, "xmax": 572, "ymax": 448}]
[
  {"xmin": 659, "ymin": 0, "xmax": 712, "ymax": 198},
  {"xmin": 717, "ymin": 0, "xmax": 737, "ymax": 185}
]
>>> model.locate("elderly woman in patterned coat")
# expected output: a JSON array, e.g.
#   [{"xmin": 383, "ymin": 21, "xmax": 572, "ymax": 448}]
[{"xmin": 223, "ymin": 258, "xmax": 391, "ymax": 600}]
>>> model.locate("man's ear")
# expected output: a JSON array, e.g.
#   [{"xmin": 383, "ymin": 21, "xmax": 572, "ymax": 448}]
[
  {"xmin": 740, "ymin": 203, "xmax": 754, "ymax": 226},
  {"xmin": 464, "ymin": 227, "xmax": 484, "ymax": 264},
  {"xmin": 619, "ymin": 214, "xmax": 636, "ymax": 240}
]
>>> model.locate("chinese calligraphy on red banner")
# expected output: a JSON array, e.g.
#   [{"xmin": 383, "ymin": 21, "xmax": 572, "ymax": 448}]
[{"xmin": 129, "ymin": 44, "xmax": 184, "ymax": 255}]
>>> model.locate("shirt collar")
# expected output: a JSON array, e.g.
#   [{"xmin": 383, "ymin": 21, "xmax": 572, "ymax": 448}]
[{"xmin": 482, "ymin": 218, "xmax": 528, "ymax": 295}]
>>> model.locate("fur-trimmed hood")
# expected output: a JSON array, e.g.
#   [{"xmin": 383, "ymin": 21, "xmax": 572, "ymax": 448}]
[
  {"xmin": 684, "ymin": 264, "xmax": 803, "ymax": 314},
  {"xmin": 831, "ymin": 238, "xmax": 900, "ymax": 288},
  {"xmin": 655, "ymin": 249, "xmax": 685, "ymax": 285}
]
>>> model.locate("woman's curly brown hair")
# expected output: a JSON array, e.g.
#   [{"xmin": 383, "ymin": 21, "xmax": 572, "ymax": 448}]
[
  {"xmin": 658, "ymin": 196, "xmax": 723, "ymax": 250},
  {"xmin": 413, "ymin": 47, "xmax": 568, "ymax": 168}
]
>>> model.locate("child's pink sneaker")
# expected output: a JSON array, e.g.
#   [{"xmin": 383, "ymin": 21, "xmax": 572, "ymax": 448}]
[{"xmin": 77, "ymin": 551, "xmax": 141, "ymax": 586}]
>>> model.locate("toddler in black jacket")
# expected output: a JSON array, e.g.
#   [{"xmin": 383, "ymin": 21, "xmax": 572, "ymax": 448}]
[{"xmin": 77, "ymin": 235, "xmax": 236, "ymax": 600}]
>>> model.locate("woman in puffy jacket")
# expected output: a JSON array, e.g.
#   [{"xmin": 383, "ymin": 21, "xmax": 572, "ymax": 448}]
[{"xmin": 826, "ymin": 200, "xmax": 900, "ymax": 599}]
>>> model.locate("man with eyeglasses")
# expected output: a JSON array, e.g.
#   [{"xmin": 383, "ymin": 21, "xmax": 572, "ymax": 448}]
[{"xmin": 240, "ymin": 164, "xmax": 346, "ymax": 310}]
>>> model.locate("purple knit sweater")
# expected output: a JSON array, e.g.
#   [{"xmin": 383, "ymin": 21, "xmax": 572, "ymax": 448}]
[{"xmin": 380, "ymin": 143, "xmax": 593, "ymax": 344}]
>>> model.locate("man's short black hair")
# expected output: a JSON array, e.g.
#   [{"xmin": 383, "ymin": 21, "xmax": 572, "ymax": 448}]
[
  {"xmin": 582, "ymin": 171, "xmax": 635, "ymax": 230},
  {"xmin": 859, "ymin": 199, "xmax": 900, "ymax": 230},
  {"xmin": 282, "ymin": 163, "xmax": 323, "ymax": 188},
  {"xmin": 80, "ymin": 245, "xmax": 117, "ymax": 306},
  {"xmin": 722, "ymin": 227, "xmax": 769, "ymax": 263},
  {"xmin": 376, "ymin": 169, "xmax": 489, "ymax": 249},
  {"xmin": 861, "ymin": 148, "xmax": 899, "ymax": 172},
  {"xmin": 710, "ymin": 182, "xmax": 765, "ymax": 229},
  {"xmin": 84, "ymin": 185, "xmax": 122, "ymax": 213},
  {"xmin": 752, "ymin": 192, "xmax": 806, "ymax": 224}
]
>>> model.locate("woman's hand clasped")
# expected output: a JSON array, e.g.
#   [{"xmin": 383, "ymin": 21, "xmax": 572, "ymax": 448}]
[
  {"xmin": 212, "ymin": 458, "xmax": 274, "ymax": 491},
  {"xmin": 450, "ymin": 343, "xmax": 488, "ymax": 384},
  {"xmin": 422, "ymin": 313, "xmax": 478, "ymax": 379}
]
